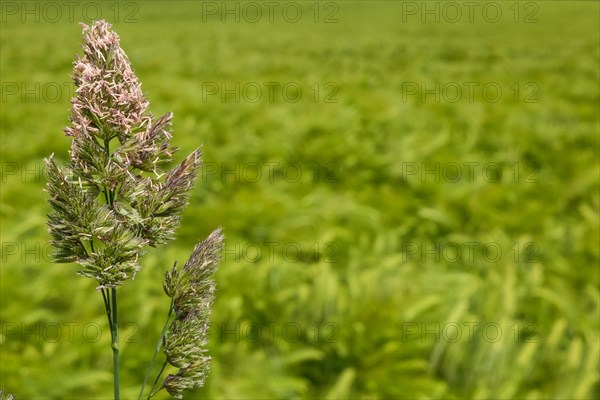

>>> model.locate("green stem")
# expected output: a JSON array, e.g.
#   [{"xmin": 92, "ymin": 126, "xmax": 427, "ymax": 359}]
[
  {"xmin": 139, "ymin": 300, "xmax": 174, "ymax": 400},
  {"xmin": 111, "ymin": 288, "xmax": 120, "ymax": 400}
]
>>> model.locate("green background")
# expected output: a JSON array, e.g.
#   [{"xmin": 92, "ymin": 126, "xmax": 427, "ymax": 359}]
[{"xmin": 1, "ymin": 1, "xmax": 598, "ymax": 399}]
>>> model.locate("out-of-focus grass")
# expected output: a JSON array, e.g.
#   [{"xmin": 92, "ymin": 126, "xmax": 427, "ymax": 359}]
[{"xmin": 1, "ymin": 1, "xmax": 598, "ymax": 399}]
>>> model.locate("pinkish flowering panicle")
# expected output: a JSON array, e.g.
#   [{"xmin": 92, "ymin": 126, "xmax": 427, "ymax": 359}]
[{"xmin": 45, "ymin": 20, "xmax": 208, "ymax": 289}]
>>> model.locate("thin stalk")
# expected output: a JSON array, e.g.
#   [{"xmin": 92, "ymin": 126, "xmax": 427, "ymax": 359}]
[
  {"xmin": 138, "ymin": 300, "xmax": 174, "ymax": 400},
  {"xmin": 111, "ymin": 287, "xmax": 120, "ymax": 400}
]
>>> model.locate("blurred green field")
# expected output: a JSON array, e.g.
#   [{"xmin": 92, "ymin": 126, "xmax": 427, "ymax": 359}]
[{"xmin": 1, "ymin": 1, "xmax": 599, "ymax": 399}]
